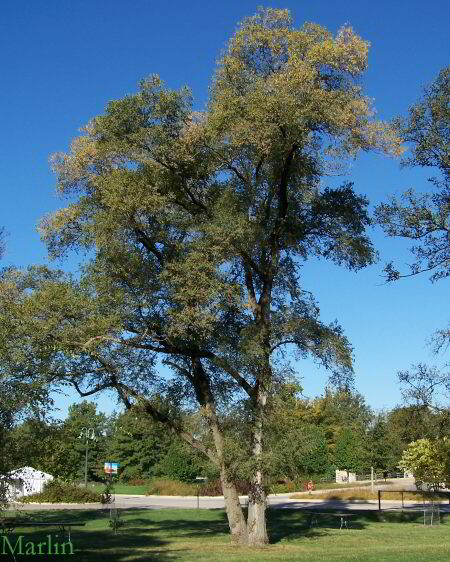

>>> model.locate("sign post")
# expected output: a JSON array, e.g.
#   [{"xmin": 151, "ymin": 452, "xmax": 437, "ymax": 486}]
[
  {"xmin": 195, "ymin": 477, "xmax": 207, "ymax": 509},
  {"xmin": 104, "ymin": 462, "xmax": 120, "ymax": 520}
]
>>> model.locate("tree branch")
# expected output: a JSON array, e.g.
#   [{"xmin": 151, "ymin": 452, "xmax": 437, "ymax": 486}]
[
  {"xmin": 134, "ymin": 226, "xmax": 164, "ymax": 264},
  {"xmin": 115, "ymin": 381, "xmax": 218, "ymax": 464}
]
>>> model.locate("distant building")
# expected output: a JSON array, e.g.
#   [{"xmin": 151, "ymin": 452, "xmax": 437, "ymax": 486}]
[
  {"xmin": 5, "ymin": 466, "xmax": 53, "ymax": 500},
  {"xmin": 336, "ymin": 469, "xmax": 356, "ymax": 483}
]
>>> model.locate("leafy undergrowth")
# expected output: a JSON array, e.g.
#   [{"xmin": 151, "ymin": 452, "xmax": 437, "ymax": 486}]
[
  {"xmin": 4, "ymin": 508, "xmax": 449, "ymax": 561},
  {"xmin": 147, "ymin": 478, "xmax": 250, "ymax": 496},
  {"xmin": 146, "ymin": 478, "xmax": 199, "ymax": 496},
  {"xmin": 20, "ymin": 480, "xmax": 101, "ymax": 503}
]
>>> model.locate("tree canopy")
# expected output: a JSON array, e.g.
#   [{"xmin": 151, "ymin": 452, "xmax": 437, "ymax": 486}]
[
  {"xmin": 0, "ymin": 8, "xmax": 402, "ymax": 545},
  {"xmin": 399, "ymin": 438, "xmax": 450, "ymax": 490}
]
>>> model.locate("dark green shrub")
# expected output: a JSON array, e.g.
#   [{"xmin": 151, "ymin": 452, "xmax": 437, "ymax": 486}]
[
  {"xmin": 119, "ymin": 466, "xmax": 143, "ymax": 483},
  {"xmin": 156, "ymin": 442, "xmax": 206, "ymax": 482}
]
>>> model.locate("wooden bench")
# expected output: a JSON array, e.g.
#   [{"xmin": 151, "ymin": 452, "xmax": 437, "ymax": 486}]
[{"xmin": 0, "ymin": 519, "xmax": 86, "ymax": 541}]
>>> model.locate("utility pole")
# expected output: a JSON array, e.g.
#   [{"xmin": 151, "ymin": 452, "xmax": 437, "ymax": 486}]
[{"xmin": 79, "ymin": 427, "xmax": 95, "ymax": 487}]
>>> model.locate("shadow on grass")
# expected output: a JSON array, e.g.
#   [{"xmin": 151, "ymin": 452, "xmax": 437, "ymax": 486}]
[
  {"xmin": 2, "ymin": 526, "xmax": 174, "ymax": 562},
  {"xmin": 268, "ymin": 502, "xmax": 446, "ymax": 544},
  {"xmin": 2, "ymin": 508, "xmax": 230, "ymax": 561},
  {"xmin": 4, "ymin": 504, "xmax": 445, "ymax": 560}
]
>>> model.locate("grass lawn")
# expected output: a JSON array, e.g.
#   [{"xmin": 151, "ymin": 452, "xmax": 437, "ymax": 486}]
[
  {"xmin": 2, "ymin": 508, "xmax": 449, "ymax": 561},
  {"xmin": 89, "ymin": 483, "xmax": 150, "ymax": 495}
]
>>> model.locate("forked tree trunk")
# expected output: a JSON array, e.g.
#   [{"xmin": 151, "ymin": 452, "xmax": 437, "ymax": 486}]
[{"xmin": 117, "ymin": 361, "xmax": 249, "ymax": 543}]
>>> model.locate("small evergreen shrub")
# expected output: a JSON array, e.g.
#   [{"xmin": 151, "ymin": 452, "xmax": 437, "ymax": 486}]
[{"xmin": 109, "ymin": 510, "xmax": 125, "ymax": 535}]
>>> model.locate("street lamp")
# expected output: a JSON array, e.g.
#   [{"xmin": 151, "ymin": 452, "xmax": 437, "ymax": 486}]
[{"xmin": 79, "ymin": 427, "xmax": 95, "ymax": 488}]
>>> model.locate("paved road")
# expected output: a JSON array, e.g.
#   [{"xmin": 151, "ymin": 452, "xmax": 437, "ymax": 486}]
[
  {"xmin": 10, "ymin": 478, "xmax": 447, "ymax": 512},
  {"xmin": 12, "ymin": 493, "xmax": 449, "ymax": 512}
]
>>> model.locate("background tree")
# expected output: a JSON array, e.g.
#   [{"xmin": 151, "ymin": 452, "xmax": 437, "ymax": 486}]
[
  {"xmin": 334, "ymin": 427, "xmax": 370, "ymax": 474},
  {"xmin": 106, "ymin": 409, "xmax": 171, "ymax": 481},
  {"xmin": 264, "ymin": 382, "xmax": 332, "ymax": 481},
  {"xmin": 310, "ymin": 388, "xmax": 373, "ymax": 451},
  {"xmin": 0, "ymin": 8, "xmax": 401, "ymax": 546},
  {"xmin": 399, "ymin": 438, "xmax": 450, "ymax": 490},
  {"xmin": 386, "ymin": 405, "xmax": 447, "ymax": 461},
  {"xmin": 9, "ymin": 417, "xmax": 61, "ymax": 473},
  {"xmin": 367, "ymin": 412, "xmax": 403, "ymax": 472},
  {"xmin": 397, "ymin": 364, "xmax": 449, "ymax": 433},
  {"xmin": 376, "ymin": 66, "xmax": 449, "ymax": 284},
  {"xmin": 376, "ymin": 69, "xmax": 449, "ymax": 440},
  {"xmin": 0, "ymin": 382, "xmax": 16, "ymax": 509},
  {"xmin": 56, "ymin": 401, "xmax": 109, "ymax": 481},
  {"xmin": 14, "ymin": 402, "xmax": 110, "ymax": 482},
  {"xmin": 0, "ymin": 377, "xmax": 53, "ymax": 508},
  {"xmin": 106, "ymin": 406, "xmax": 216, "ymax": 482}
]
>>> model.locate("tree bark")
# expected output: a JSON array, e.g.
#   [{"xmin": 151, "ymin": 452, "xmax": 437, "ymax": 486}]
[
  {"xmin": 246, "ymin": 283, "xmax": 272, "ymax": 546},
  {"xmin": 247, "ymin": 385, "xmax": 268, "ymax": 546},
  {"xmin": 191, "ymin": 359, "xmax": 248, "ymax": 544},
  {"xmin": 113, "ymin": 358, "xmax": 250, "ymax": 544},
  {"xmin": 221, "ymin": 468, "xmax": 248, "ymax": 545}
]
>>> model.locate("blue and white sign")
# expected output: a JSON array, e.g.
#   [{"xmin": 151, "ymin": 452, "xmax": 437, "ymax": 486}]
[{"xmin": 104, "ymin": 462, "xmax": 120, "ymax": 474}]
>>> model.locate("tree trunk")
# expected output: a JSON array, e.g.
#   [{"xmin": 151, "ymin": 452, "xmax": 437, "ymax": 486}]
[
  {"xmin": 191, "ymin": 359, "xmax": 248, "ymax": 544},
  {"xmin": 221, "ymin": 469, "xmax": 248, "ymax": 545},
  {"xmin": 247, "ymin": 386, "xmax": 268, "ymax": 546},
  {"xmin": 247, "ymin": 481, "xmax": 267, "ymax": 546}
]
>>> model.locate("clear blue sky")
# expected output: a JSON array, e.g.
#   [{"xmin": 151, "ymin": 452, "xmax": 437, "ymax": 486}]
[{"xmin": 1, "ymin": 1, "xmax": 449, "ymax": 417}]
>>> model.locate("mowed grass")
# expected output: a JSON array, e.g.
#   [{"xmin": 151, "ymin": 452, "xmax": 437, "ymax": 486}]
[
  {"xmin": 3, "ymin": 508, "xmax": 449, "ymax": 561},
  {"xmin": 88, "ymin": 483, "xmax": 150, "ymax": 495}
]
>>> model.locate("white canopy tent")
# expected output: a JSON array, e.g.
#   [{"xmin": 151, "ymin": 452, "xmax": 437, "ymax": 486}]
[{"xmin": 6, "ymin": 466, "xmax": 53, "ymax": 499}]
